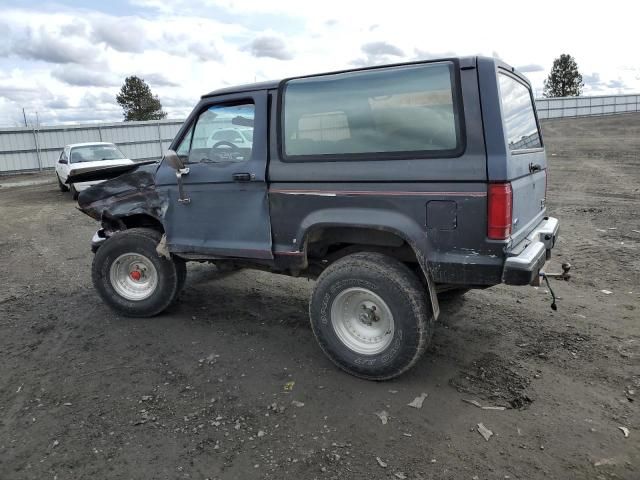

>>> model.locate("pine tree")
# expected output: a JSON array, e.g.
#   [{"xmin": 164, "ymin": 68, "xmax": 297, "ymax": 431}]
[
  {"xmin": 543, "ymin": 54, "xmax": 584, "ymax": 98},
  {"xmin": 116, "ymin": 76, "xmax": 167, "ymax": 121}
]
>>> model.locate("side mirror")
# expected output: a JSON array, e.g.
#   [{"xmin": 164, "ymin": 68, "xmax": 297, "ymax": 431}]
[
  {"xmin": 164, "ymin": 149, "xmax": 185, "ymax": 171},
  {"xmin": 59, "ymin": 158, "xmax": 68, "ymax": 164},
  {"xmin": 164, "ymin": 149, "xmax": 190, "ymax": 205}
]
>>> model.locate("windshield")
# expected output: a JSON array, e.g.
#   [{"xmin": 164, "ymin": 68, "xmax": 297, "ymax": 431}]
[
  {"xmin": 212, "ymin": 130, "xmax": 245, "ymax": 143},
  {"xmin": 241, "ymin": 130, "xmax": 253, "ymax": 142},
  {"xmin": 70, "ymin": 144, "xmax": 126, "ymax": 163}
]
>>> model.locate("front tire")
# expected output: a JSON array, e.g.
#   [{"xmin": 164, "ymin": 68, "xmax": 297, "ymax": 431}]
[
  {"xmin": 70, "ymin": 183, "xmax": 79, "ymax": 200},
  {"xmin": 92, "ymin": 228, "xmax": 184, "ymax": 317},
  {"xmin": 57, "ymin": 174, "xmax": 69, "ymax": 192},
  {"xmin": 309, "ymin": 252, "xmax": 433, "ymax": 380}
]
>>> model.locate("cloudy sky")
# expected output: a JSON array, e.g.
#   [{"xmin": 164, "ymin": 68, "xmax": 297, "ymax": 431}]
[{"xmin": 0, "ymin": 0, "xmax": 638, "ymax": 126}]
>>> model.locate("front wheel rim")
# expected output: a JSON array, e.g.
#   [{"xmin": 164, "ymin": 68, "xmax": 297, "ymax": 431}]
[
  {"xmin": 330, "ymin": 287, "xmax": 395, "ymax": 355},
  {"xmin": 109, "ymin": 253, "xmax": 158, "ymax": 301}
]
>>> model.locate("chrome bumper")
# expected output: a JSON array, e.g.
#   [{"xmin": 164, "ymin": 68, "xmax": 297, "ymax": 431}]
[{"xmin": 503, "ymin": 217, "xmax": 559, "ymax": 285}]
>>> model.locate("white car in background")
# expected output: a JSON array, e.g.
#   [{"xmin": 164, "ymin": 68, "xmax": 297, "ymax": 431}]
[
  {"xmin": 208, "ymin": 128, "xmax": 253, "ymax": 148},
  {"xmin": 55, "ymin": 142, "xmax": 134, "ymax": 199}
]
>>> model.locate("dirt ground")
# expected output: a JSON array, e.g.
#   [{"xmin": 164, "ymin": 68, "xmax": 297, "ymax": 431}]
[{"xmin": 1, "ymin": 114, "xmax": 638, "ymax": 480}]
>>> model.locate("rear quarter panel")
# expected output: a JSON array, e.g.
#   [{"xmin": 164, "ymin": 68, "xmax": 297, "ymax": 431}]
[
  {"xmin": 267, "ymin": 59, "xmax": 506, "ymax": 285},
  {"xmin": 477, "ymin": 57, "xmax": 548, "ymax": 246}
]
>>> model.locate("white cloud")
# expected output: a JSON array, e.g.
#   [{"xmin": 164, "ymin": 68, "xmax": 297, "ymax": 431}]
[
  {"xmin": 242, "ymin": 36, "xmax": 293, "ymax": 60},
  {"xmin": 51, "ymin": 64, "xmax": 120, "ymax": 87},
  {"xmin": 1, "ymin": 21, "xmax": 102, "ymax": 64},
  {"xmin": 90, "ymin": 16, "xmax": 149, "ymax": 53}
]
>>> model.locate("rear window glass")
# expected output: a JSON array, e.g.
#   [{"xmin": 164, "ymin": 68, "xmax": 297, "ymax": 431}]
[
  {"xmin": 498, "ymin": 74, "xmax": 542, "ymax": 151},
  {"xmin": 282, "ymin": 62, "xmax": 461, "ymax": 159},
  {"xmin": 70, "ymin": 144, "xmax": 125, "ymax": 163}
]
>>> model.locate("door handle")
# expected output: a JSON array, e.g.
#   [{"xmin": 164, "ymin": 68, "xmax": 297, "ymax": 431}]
[
  {"xmin": 232, "ymin": 173, "xmax": 253, "ymax": 182},
  {"xmin": 529, "ymin": 163, "xmax": 542, "ymax": 173}
]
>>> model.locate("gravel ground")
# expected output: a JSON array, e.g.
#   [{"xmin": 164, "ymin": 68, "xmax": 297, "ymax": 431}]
[{"xmin": 1, "ymin": 114, "xmax": 638, "ymax": 480}]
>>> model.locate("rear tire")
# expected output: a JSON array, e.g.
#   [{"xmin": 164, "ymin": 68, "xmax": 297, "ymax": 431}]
[
  {"xmin": 57, "ymin": 174, "xmax": 69, "ymax": 192},
  {"xmin": 309, "ymin": 252, "xmax": 433, "ymax": 380},
  {"xmin": 92, "ymin": 228, "xmax": 183, "ymax": 317}
]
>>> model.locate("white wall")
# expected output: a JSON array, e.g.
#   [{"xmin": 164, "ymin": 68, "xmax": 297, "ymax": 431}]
[
  {"xmin": 0, "ymin": 120, "xmax": 183, "ymax": 173},
  {"xmin": 536, "ymin": 94, "xmax": 640, "ymax": 119}
]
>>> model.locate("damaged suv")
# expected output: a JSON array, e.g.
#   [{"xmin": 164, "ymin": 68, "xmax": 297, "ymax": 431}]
[{"xmin": 72, "ymin": 57, "xmax": 560, "ymax": 380}]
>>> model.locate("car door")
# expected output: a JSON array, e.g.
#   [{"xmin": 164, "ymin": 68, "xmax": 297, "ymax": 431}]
[{"xmin": 157, "ymin": 91, "xmax": 273, "ymax": 259}]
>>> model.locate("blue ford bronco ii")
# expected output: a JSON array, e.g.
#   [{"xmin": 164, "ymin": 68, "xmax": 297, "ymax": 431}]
[{"xmin": 71, "ymin": 56, "xmax": 563, "ymax": 380}]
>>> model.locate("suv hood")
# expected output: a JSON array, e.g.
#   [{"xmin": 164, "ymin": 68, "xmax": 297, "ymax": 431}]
[{"xmin": 65, "ymin": 159, "xmax": 157, "ymax": 184}]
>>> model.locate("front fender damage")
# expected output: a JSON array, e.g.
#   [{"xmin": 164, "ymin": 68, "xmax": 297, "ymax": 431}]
[{"xmin": 77, "ymin": 165, "xmax": 169, "ymax": 242}]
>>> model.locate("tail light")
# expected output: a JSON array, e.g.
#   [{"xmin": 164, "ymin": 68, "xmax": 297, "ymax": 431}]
[{"xmin": 487, "ymin": 182, "xmax": 513, "ymax": 240}]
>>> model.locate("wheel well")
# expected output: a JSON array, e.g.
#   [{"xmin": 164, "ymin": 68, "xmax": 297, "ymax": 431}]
[
  {"xmin": 305, "ymin": 226, "xmax": 420, "ymax": 271},
  {"xmin": 106, "ymin": 214, "xmax": 165, "ymax": 233}
]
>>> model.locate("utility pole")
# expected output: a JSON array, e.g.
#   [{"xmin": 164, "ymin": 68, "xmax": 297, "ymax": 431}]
[
  {"xmin": 34, "ymin": 111, "xmax": 43, "ymax": 171},
  {"xmin": 22, "ymin": 108, "xmax": 28, "ymax": 127}
]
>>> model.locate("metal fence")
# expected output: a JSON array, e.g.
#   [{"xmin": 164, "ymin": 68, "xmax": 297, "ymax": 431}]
[
  {"xmin": 536, "ymin": 94, "xmax": 640, "ymax": 119},
  {"xmin": 0, "ymin": 120, "xmax": 183, "ymax": 174},
  {"xmin": 2, "ymin": 92, "xmax": 640, "ymax": 174}
]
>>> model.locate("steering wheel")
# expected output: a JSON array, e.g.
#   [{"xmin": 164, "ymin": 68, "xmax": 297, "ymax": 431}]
[
  {"xmin": 204, "ymin": 140, "xmax": 243, "ymax": 162},
  {"xmin": 211, "ymin": 141, "xmax": 240, "ymax": 151}
]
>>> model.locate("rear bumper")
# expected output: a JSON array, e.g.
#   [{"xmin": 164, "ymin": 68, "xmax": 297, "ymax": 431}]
[{"xmin": 503, "ymin": 216, "xmax": 559, "ymax": 285}]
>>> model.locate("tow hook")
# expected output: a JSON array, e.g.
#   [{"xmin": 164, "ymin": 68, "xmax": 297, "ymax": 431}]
[
  {"xmin": 538, "ymin": 263, "xmax": 571, "ymax": 311},
  {"xmin": 544, "ymin": 262, "xmax": 572, "ymax": 282}
]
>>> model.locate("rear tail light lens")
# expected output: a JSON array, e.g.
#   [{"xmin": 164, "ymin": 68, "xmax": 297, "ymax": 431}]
[{"xmin": 487, "ymin": 182, "xmax": 513, "ymax": 240}]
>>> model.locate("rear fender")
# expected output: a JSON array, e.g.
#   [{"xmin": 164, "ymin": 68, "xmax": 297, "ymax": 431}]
[{"xmin": 298, "ymin": 208, "xmax": 440, "ymax": 318}]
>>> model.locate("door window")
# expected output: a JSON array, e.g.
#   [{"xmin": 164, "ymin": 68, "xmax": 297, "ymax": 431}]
[
  {"xmin": 176, "ymin": 125, "xmax": 193, "ymax": 157},
  {"xmin": 177, "ymin": 103, "xmax": 255, "ymax": 164}
]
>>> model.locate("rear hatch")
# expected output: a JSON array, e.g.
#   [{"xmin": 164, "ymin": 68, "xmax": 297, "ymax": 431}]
[{"xmin": 496, "ymin": 69, "xmax": 547, "ymax": 245}]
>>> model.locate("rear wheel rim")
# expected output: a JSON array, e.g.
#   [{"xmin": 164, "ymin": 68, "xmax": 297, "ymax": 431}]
[
  {"xmin": 109, "ymin": 253, "xmax": 158, "ymax": 301},
  {"xmin": 330, "ymin": 287, "xmax": 395, "ymax": 355}
]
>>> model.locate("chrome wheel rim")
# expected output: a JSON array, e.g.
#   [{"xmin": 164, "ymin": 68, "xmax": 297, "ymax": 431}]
[
  {"xmin": 330, "ymin": 287, "xmax": 395, "ymax": 355},
  {"xmin": 109, "ymin": 253, "xmax": 158, "ymax": 301}
]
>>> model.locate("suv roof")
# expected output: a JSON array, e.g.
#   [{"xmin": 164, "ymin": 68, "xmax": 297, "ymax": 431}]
[
  {"xmin": 203, "ymin": 80, "xmax": 280, "ymax": 98},
  {"xmin": 202, "ymin": 56, "xmax": 495, "ymax": 99}
]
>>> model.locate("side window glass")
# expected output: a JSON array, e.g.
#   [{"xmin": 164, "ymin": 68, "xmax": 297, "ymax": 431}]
[
  {"xmin": 187, "ymin": 103, "xmax": 255, "ymax": 164},
  {"xmin": 498, "ymin": 74, "xmax": 542, "ymax": 151},
  {"xmin": 176, "ymin": 125, "xmax": 193, "ymax": 157},
  {"xmin": 283, "ymin": 62, "xmax": 459, "ymax": 159}
]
